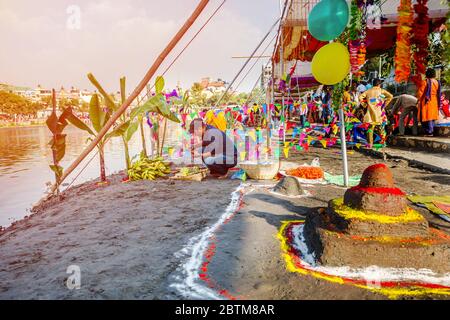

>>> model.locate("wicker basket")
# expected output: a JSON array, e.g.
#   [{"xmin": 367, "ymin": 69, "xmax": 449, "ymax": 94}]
[{"xmin": 240, "ymin": 162, "xmax": 280, "ymax": 180}]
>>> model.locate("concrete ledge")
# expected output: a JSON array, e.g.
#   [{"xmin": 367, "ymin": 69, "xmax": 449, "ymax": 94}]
[
  {"xmin": 358, "ymin": 147, "xmax": 450, "ymax": 175},
  {"xmin": 388, "ymin": 136, "xmax": 450, "ymax": 154}
]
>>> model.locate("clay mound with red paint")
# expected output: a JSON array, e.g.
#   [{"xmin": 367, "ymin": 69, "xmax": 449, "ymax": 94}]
[
  {"xmin": 304, "ymin": 164, "xmax": 450, "ymax": 273},
  {"xmin": 344, "ymin": 164, "xmax": 408, "ymax": 216}
]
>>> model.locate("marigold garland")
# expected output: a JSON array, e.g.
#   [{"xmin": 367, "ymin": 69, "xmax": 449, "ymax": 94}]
[
  {"xmin": 286, "ymin": 166, "xmax": 324, "ymax": 180},
  {"xmin": 348, "ymin": 1, "xmax": 366, "ymax": 78},
  {"xmin": 412, "ymin": 0, "xmax": 429, "ymax": 85},
  {"xmin": 395, "ymin": 0, "xmax": 413, "ymax": 83}
]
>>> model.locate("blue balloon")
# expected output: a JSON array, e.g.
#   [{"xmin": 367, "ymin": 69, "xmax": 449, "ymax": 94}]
[{"xmin": 308, "ymin": 0, "xmax": 350, "ymax": 41}]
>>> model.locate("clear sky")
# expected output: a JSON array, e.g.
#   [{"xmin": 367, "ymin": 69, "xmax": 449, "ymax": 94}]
[{"xmin": 0, "ymin": 0, "xmax": 281, "ymax": 93}]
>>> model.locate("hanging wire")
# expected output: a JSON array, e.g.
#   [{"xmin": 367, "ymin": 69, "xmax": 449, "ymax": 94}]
[
  {"xmin": 232, "ymin": 32, "xmax": 277, "ymax": 95},
  {"xmin": 213, "ymin": 16, "xmax": 282, "ymax": 108}
]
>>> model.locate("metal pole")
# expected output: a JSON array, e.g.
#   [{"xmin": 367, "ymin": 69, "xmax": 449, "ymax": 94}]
[{"xmin": 339, "ymin": 108, "xmax": 349, "ymax": 187}]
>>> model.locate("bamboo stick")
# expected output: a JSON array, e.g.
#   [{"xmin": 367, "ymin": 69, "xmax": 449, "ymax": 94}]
[{"xmin": 51, "ymin": 0, "xmax": 210, "ymax": 193}]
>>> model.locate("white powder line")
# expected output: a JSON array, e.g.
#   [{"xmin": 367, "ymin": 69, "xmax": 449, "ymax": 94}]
[
  {"xmin": 291, "ymin": 224, "xmax": 450, "ymax": 286},
  {"xmin": 170, "ymin": 183, "xmax": 253, "ymax": 299}
]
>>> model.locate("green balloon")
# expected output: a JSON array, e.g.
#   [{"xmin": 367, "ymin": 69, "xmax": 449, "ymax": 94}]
[{"xmin": 308, "ymin": 0, "xmax": 350, "ymax": 41}]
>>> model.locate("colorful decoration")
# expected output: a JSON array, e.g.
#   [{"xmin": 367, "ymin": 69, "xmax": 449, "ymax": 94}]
[
  {"xmin": 348, "ymin": 0, "xmax": 362, "ymax": 41},
  {"xmin": 308, "ymin": 0, "xmax": 350, "ymax": 42},
  {"xmin": 394, "ymin": 0, "xmax": 413, "ymax": 83},
  {"xmin": 411, "ymin": 0, "xmax": 430, "ymax": 85},
  {"xmin": 278, "ymin": 221, "xmax": 450, "ymax": 299},
  {"xmin": 312, "ymin": 42, "xmax": 351, "ymax": 85},
  {"xmin": 331, "ymin": 198, "xmax": 424, "ymax": 224}
]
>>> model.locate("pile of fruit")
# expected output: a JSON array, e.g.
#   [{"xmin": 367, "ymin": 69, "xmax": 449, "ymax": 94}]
[
  {"xmin": 286, "ymin": 166, "xmax": 324, "ymax": 180},
  {"xmin": 179, "ymin": 166, "xmax": 202, "ymax": 177},
  {"xmin": 127, "ymin": 156, "xmax": 171, "ymax": 181}
]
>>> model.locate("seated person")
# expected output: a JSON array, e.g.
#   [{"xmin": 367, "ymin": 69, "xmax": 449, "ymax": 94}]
[{"xmin": 189, "ymin": 118, "xmax": 237, "ymax": 178}]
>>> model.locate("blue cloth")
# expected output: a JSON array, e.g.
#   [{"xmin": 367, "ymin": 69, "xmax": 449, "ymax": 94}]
[
  {"xmin": 422, "ymin": 121, "xmax": 435, "ymax": 134},
  {"xmin": 202, "ymin": 125, "xmax": 237, "ymax": 174}
]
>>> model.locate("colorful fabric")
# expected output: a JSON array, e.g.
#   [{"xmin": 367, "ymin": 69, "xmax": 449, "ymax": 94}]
[
  {"xmin": 408, "ymin": 195, "xmax": 450, "ymax": 217},
  {"xmin": 417, "ymin": 79, "xmax": 440, "ymax": 122},
  {"xmin": 359, "ymin": 86, "xmax": 394, "ymax": 124},
  {"xmin": 324, "ymin": 172, "xmax": 362, "ymax": 187}
]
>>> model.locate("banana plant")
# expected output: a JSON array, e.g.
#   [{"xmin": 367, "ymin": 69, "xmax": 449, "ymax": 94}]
[
  {"xmin": 87, "ymin": 73, "xmax": 139, "ymax": 171},
  {"xmin": 119, "ymin": 77, "xmax": 140, "ymax": 169},
  {"xmin": 130, "ymin": 76, "xmax": 180, "ymax": 156},
  {"xmin": 46, "ymin": 91, "xmax": 72, "ymax": 194},
  {"xmin": 130, "ymin": 76, "xmax": 180, "ymax": 123},
  {"xmin": 65, "ymin": 93, "xmax": 129, "ymax": 182}
]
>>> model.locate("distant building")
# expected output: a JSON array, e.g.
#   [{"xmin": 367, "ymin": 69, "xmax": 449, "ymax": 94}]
[{"xmin": 198, "ymin": 77, "xmax": 228, "ymax": 99}]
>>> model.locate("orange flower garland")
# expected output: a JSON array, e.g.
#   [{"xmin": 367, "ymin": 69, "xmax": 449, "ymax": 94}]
[
  {"xmin": 412, "ymin": 0, "xmax": 429, "ymax": 85},
  {"xmin": 395, "ymin": 0, "xmax": 413, "ymax": 83},
  {"xmin": 286, "ymin": 166, "xmax": 324, "ymax": 180}
]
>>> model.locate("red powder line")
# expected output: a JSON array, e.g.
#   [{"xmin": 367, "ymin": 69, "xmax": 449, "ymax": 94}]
[
  {"xmin": 349, "ymin": 185, "xmax": 406, "ymax": 196},
  {"xmin": 197, "ymin": 190, "xmax": 246, "ymax": 300},
  {"xmin": 284, "ymin": 223, "xmax": 450, "ymax": 291},
  {"xmin": 364, "ymin": 163, "xmax": 389, "ymax": 172}
]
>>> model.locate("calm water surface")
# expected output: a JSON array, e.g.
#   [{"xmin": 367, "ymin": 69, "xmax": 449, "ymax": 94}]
[{"xmin": 0, "ymin": 124, "xmax": 182, "ymax": 227}]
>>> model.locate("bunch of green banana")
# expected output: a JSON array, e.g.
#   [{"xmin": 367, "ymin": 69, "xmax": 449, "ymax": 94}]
[{"xmin": 127, "ymin": 156, "xmax": 171, "ymax": 181}]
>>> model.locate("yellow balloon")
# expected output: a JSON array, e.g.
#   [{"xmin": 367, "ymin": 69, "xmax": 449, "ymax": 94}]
[{"xmin": 312, "ymin": 42, "xmax": 350, "ymax": 85}]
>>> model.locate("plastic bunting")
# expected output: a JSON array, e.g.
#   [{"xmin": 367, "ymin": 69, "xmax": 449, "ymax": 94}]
[{"xmin": 394, "ymin": 0, "xmax": 413, "ymax": 83}]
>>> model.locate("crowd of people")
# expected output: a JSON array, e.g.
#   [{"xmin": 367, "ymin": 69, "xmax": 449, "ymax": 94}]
[{"xmin": 285, "ymin": 68, "xmax": 449, "ymax": 146}]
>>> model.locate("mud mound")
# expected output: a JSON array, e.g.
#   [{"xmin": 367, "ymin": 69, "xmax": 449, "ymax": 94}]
[{"xmin": 274, "ymin": 177, "xmax": 303, "ymax": 196}]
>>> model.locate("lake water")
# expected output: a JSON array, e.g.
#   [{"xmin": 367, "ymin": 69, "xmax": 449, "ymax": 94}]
[
  {"xmin": 0, "ymin": 124, "xmax": 182, "ymax": 227},
  {"xmin": 0, "ymin": 122, "xmax": 279, "ymax": 227}
]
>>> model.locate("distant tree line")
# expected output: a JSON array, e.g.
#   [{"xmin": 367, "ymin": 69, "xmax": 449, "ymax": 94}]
[
  {"xmin": 188, "ymin": 82, "xmax": 265, "ymax": 107},
  {"xmin": 0, "ymin": 91, "xmax": 44, "ymax": 116},
  {"xmin": 0, "ymin": 91, "xmax": 90, "ymax": 117}
]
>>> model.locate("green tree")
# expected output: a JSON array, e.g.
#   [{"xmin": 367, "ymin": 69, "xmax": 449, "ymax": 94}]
[{"xmin": 0, "ymin": 91, "xmax": 45, "ymax": 116}]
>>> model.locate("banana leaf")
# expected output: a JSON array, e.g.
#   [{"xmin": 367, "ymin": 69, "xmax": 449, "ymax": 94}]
[
  {"xmin": 52, "ymin": 134, "xmax": 67, "ymax": 163},
  {"xmin": 46, "ymin": 112, "xmax": 59, "ymax": 135},
  {"xmin": 65, "ymin": 111, "xmax": 94, "ymax": 135},
  {"xmin": 125, "ymin": 120, "xmax": 139, "ymax": 142},
  {"xmin": 49, "ymin": 165, "xmax": 64, "ymax": 179},
  {"xmin": 89, "ymin": 94, "xmax": 105, "ymax": 133},
  {"xmin": 88, "ymin": 73, "xmax": 117, "ymax": 111},
  {"xmin": 104, "ymin": 120, "xmax": 130, "ymax": 142},
  {"xmin": 157, "ymin": 102, "xmax": 180, "ymax": 123},
  {"xmin": 130, "ymin": 95, "xmax": 162, "ymax": 120},
  {"xmin": 155, "ymin": 76, "xmax": 165, "ymax": 94}
]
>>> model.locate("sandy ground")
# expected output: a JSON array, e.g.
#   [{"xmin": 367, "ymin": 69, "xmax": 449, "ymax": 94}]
[
  {"xmin": 207, "ymin": 149, "xmax": 450, "ymax": 300},
  {"xmin": 0, "ymin": 148, "xmax": 449, "ymax": 300},
  {"xmin": 0, "ymin": 174, "xmax": 240, "ymax": 299}
]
